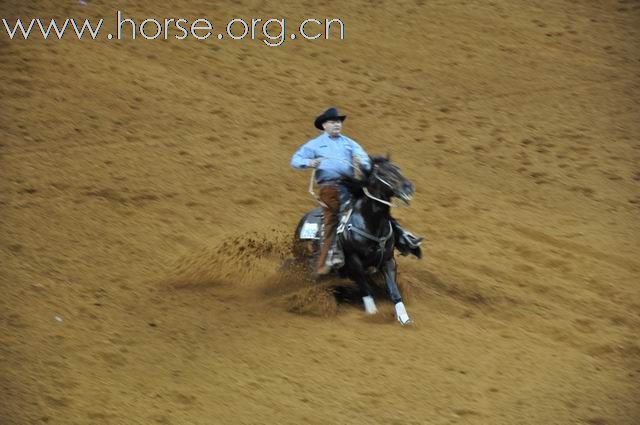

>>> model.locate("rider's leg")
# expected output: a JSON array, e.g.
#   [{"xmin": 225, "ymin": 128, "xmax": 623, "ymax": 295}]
[
  {"xmin": 326, "ymin": 184, "xmax": 352, "ymax": 267},
  {"xmin": 316, "ymin": 184, "xmax": 340, "ymax": 275},
  {"xmin": 389, "ymin": 217, "xmax": 423, "ymax": 259}
]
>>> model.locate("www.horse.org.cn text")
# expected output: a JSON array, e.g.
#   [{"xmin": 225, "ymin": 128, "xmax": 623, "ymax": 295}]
[{"xmin": 1, "ymin": 11, "xmax": 347, "ymax": 47}]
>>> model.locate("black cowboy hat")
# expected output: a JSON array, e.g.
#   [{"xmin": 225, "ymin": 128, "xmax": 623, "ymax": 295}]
[{"xmin": 314, "ymin": 107, "xmax": 347, "ymax": 130}]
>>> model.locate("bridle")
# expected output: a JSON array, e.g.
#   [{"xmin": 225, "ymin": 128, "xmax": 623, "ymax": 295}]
[{"xmin": 364, "ymin": 165, "xmax": 409, "ymax": 208}]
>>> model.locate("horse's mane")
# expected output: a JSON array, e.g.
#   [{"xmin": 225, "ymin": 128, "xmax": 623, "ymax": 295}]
[
  {"xmin": 339, "ymin": 175, "xmax": 366, "ymax": 198},
  {"xmin": 339, "ymin": 155, "xmax": 390, "ymax": 198}
]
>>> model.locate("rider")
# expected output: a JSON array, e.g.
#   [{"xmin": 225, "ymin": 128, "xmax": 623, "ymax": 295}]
[{"xmin": 291, "ymin": 107, "xmax": 423, "ymax": 276}]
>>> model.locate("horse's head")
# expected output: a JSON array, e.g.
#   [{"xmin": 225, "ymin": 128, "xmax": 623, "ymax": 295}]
[{"xmin": 367, "ymin": 155, "xmax": 415, "ymax": 205}]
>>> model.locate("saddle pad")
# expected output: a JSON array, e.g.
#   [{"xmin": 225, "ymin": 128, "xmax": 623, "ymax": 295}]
[
  {"xmin": 299, "ymin": 207, "xmax": 323, "ymax": 240},
  {"xmin": 298, "ymin": 206, "xmax": 354, "ymax": 240},
  {"xmin": 299, "ymin": 223, "xmax": 319, "ymax": 239}
]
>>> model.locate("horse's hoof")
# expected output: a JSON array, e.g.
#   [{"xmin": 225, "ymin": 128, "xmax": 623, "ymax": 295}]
[
  {"xmin": 394, "ymin": 302, "xmax": 412, "ymax": 325},
  {"xmin": 398, "ymin": 316, "xmax": 413, "ymax": 326},
  {"xmin": 362, "ymin": 296, "xmax": 378, "ymax": 315}
]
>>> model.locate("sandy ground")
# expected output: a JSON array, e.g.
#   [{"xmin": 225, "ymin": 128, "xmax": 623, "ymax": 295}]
[{"xmin": 1, "ymin": 0, "xmax": 639, "ymax": 424}]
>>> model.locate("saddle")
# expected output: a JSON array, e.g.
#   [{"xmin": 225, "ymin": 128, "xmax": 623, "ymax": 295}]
[
  {"xmin": 297, "ymin": 205, "xmax": 422, "ymax": 259},
  {"xmin": 297, "ymin": 205, "xmax": 353, "ymax": 241}
]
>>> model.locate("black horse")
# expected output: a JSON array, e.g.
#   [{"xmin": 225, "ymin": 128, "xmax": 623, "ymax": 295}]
[{"xmin": 293, "ymin": 155, "xmax": 417, "ymax": 325}]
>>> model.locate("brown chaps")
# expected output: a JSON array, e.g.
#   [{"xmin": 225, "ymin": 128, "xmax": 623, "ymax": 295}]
[{"xmin": 317, "ymin": 184, "xmax": 341, "ymax": 269}]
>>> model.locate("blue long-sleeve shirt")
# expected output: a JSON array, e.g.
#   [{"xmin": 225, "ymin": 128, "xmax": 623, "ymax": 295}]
[{"xmin": 291, "ymin": 133, "xmax": 371, "ymax": 183}]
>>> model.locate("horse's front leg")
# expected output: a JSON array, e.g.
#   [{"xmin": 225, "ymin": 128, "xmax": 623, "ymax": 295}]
[
  {"xmin": 345, "ymin": 254, "xmax": 378, "ymax": 314},
  {"xmin": 381, "ymin": 258, "xmax": 413, "ymax": 325}
]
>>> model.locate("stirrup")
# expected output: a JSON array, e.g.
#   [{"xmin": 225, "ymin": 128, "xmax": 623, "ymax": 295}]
[
  {"xmin": 327, "ymin": 248, "xmax": 345, "ymax": 267},
  {"xmin": 396, "ymin": 229, "xmax": 423, "ymax": 259},
  {"xmin": 327, "ymin": 238, "xmax": 345, "ymax": 267},
  {"xmin": 402, "ymin": 232, "xmax": 423, "ymax": 248}
]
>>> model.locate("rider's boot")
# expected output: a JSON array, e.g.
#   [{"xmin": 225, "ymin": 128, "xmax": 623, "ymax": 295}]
[
  {"xmin": 315, "ymin": 235, "xmax": 333, "ymax": 276},
  {"xmin": 315, "ymin": 231, "xmax": 344, "ymax": 276},
  {"xmin": 389, "ymin": 217, "xmax": 423, "ymax": 259},
  {"xmin": 315, "ymin": 264, "xmax": 332, "ymax": 276}
]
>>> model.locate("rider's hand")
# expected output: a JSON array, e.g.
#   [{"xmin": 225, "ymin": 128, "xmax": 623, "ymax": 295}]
[
  {"xmin": 353, "ymin": 155, "xmax": 363, "ymax": 179},
  {"xmin": 309, "ymin": 158, "xmax": 322, "ymax": 168}
]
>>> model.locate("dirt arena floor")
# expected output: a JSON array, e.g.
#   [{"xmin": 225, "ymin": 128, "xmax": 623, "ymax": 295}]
[{"xmin": 1, "ymin": 0, "xmax": 639, "ymax": 424}]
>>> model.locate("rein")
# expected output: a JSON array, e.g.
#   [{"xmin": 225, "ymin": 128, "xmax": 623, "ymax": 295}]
[
  {"xmin": 363, "ymin": 186, "xmax": 398, "ymax": 208},
  {"xmin": 363, "ymin": 173, "xmax": 409, "ymax": 208}
]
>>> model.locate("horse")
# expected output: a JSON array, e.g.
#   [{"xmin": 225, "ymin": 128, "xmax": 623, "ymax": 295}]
[{"xmin": 292, "ymin": 155, "xmax": 416, "ymax": 325}]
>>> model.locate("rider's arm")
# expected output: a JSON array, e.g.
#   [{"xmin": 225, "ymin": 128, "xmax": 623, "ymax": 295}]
[
  {"xmin": 291, "ymin": 140, "xmax": 317, "ymax": 169},
  {"xmin": 350, "ymin": 140, "xmax": 372, "ymax": 171}
]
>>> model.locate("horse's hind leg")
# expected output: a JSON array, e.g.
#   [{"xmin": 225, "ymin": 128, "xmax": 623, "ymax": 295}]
[
  {"xmin": 345, "ymin": 255, "xmax": 378, "ymax": 314},
  {"xmin": 381, "ymin": 258, "xmax": 412, "ymax": 325}
]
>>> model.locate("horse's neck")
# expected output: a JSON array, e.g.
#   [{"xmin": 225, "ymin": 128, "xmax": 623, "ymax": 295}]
[{"xmin": 358, "ymin": 194, "xmax": 390, "ymax": 233}]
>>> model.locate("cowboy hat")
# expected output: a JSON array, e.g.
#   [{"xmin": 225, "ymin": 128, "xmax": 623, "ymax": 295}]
[{"xmin": 314, "ymin": 107, "xmax": 347, "ymax": 130}]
